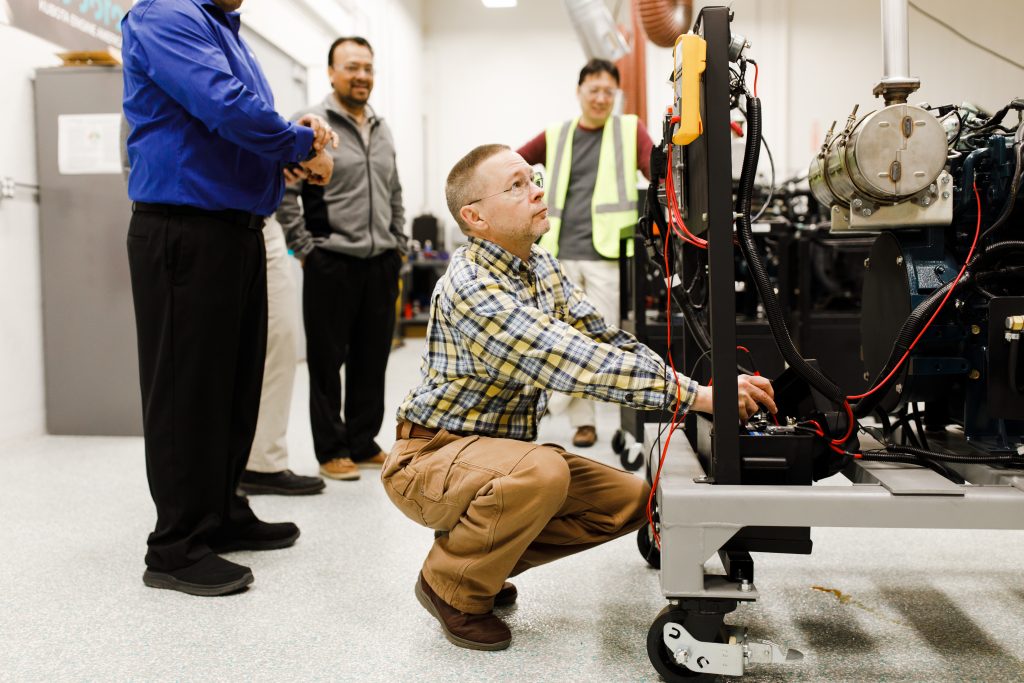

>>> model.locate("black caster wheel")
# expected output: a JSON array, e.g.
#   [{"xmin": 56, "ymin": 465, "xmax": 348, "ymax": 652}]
[
  {"xmin": 611, "ymin": 429, "xmax": 626, "ymax": 455},
  {"xmin": 646, "ymin": 606, "xmax": 727, "ymax": 682},
  {"xmin": 637, "ymin": 516, "xmax": 661, "ymax": 569},
  {"xmin": 620, "ymin": 444, "xmax": 644, "ymax": 471}
]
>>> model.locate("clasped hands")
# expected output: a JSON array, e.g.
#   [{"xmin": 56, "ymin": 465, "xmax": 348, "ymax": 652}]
[{"xmin": 295, "ymin": 114, "xmax": 338, "ymax": 185}]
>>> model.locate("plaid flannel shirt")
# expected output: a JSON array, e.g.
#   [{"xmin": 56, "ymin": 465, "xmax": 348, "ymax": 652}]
[{"xmin": 396, "ymin": 237, "xmax": 698, "ymax": 441}]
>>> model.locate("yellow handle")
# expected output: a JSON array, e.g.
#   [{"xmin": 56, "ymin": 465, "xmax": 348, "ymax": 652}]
[{"xmin": 672, "ymin": 34, "xmax": 706, "ymax": 146}]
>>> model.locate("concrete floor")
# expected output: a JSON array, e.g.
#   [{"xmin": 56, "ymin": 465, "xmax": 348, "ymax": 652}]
[{"xmin": 1, "ymin": 339, "xmax": 1022, "ymax": 682}]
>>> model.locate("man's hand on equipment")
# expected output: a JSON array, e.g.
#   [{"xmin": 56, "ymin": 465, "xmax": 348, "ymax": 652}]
[
  {"xmin": 297, "ymin": 114, "xmax": 339, "ymax": 153},
  {"xmin": 688, "ymin": 375, "xmax": 777, "ymax": 422},
  {"xmin": 737, "ymin": 374, "xmax": 776, "ymax": 422},
  {"xmin": 301, "ymin": 150, "xmax": 334, "ymax": 185}
]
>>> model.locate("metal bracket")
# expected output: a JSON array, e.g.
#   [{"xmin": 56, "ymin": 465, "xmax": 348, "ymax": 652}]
[
  {"xmin": 831, "ymin": 170, "xmax": 953, "ymax": 231},
  {"xmin": 662, "ymin": 623, "xmax": 803, "ymax": 676}
]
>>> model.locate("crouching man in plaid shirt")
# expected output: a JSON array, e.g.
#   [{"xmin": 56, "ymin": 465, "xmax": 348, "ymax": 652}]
[{"xmin": 383, "ymin": 144, "xmax": 776, "ymax": 651}]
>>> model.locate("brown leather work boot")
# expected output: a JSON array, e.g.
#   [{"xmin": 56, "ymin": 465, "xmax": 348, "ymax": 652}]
[
  {"xmin": 415, "ymin": 574, "xmax": 512, "ymax": 651},
  {"xmin": 572, "ymin": 425, "xmax": 597, "ymax": 448},
  {"xmin": 319, "ymin": 457, "xmax": 360, "ymax": 481},
  {"xmin": 494, "ymin": 582, "xmax": 517, "ymax": 607},
  {"xmin": 358, "ymin": 451, "xmax": 388, "ymax": 468}
]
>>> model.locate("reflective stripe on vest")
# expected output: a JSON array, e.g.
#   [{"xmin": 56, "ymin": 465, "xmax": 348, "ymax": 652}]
[{"xmin": 540, "ymin": 115, "xmax": 638, "ymax": 259}]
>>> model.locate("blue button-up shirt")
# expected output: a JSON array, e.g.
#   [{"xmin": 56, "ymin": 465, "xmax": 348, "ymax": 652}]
[{"xmin": 121, "ymin": 0, "xmax": 314, "ymax": 216}]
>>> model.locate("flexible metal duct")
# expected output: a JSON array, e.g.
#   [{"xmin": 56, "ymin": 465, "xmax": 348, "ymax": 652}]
[
  {"xmin": 636, "ymin": 0, "xmax": 693, "ymax": 48},
  {"xmin": 563, "ymin": 0, "xmax": 630, "ymax": 62}
]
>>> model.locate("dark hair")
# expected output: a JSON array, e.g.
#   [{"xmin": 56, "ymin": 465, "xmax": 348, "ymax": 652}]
[
  {"xmin": 328, "ymin": 36, "xmax": 374, "ymax": 66},
  {"xmin": 446, "ymin": 144, "xmax": 510, "ymax": 234},
  {"xmin": 578, "ymin": 58, "xmax": 619, "ymax": 86}
]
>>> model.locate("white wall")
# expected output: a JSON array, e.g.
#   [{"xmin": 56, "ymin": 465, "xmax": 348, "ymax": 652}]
[
  {"xmin": 666, "ymin": 0, "xmax": 1024, "ymax": 178},
  {"xmin": 0, "ymin": 24, "xmax": 62, "ymax": 441},
  {"xmin": 426, "ymin": 0, "xmax": 1024, "ymax": 220},
  {"xmin": 422, "ymin": 0, "xmax": 588, "ymax": 233},
  {"xmin": 3, "ymin": 0, "xmax": 1020, "ymax": 440},
  {"xmin": 0, "ymin": 0, "xmax": 425, "ymax": 442},
  {"xmin": 243, "ymin": 0, "xmax": 426, "ymax": 219},
  {"xmin": 780, "ymin": 0, "xmax": 1022, "ymax": 178}
]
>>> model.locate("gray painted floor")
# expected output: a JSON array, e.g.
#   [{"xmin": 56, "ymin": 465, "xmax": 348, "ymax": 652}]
[{"xmin": 1, "ymin": 340, "xmax": 1023, "ymax": 682}]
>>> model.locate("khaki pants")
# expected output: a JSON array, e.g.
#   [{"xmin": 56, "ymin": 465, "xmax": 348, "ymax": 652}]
[
  {"xmin": 547, "ymin": 259, "xmax": 620, "ymax": 429},
  {"xmin": 382, "ymin": 423, "xmax": 650, "ymax": 614},
  {"xmin": 246, "ymin": 218, "xmax": 300, "ymax": 472}
]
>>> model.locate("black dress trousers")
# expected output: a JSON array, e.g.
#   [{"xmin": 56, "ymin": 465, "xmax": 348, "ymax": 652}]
[
  {"xmin": 303, "ymin": 248, "xmax": 401, "ymax": 462},
  {"xmin": 127, "ymin": 207, "xmax": 267, "ymax": 572}
]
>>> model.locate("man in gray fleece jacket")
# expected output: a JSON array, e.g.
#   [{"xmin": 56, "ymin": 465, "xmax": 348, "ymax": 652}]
[{"xmin": 277, "ymin": 35, "xmax": 407, "ymax": 482}]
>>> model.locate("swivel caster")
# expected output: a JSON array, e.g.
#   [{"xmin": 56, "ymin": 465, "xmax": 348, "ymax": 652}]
[
  {"xmin": 646, "ymin": 604, "xmax": 729, "ymax": 682},
  {"xmin": 613, "ymin": 430, "xmax": 644, "ymax": 471},
  {"xmin": 647, "ymin": 601, "xmax": 803, "ymax": 681},
  {"xmin": 637, "ymin": 514, "xmax": 661, "ymax": 569},
  {"xmin": 611, "ymin": 429, "xmax": 626, "ymax": 454}
]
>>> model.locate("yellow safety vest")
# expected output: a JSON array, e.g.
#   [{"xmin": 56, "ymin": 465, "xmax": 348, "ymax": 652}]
[{"xmin": 539, "ymin": 114, "xmax": 638, "ymax": 259}]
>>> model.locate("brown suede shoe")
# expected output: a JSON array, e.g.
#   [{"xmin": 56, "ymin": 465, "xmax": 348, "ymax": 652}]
[
  {"xmin": 319, "ymin": 457, "xmax": 360, "ymax": 481},
  {"xmin": 494, "ymin": 582, "xmax": 517, "ymax": 608},
  {"xmin": 415, "ymin": 574, "xmax": 512, "ymax": 651},
  {"xmin": 572, "ymin": 425, "xmax": 597, "ymax": 448},
  {"xmin": 358, "ymin": 451, "xmax": 388, "ymax": 468}
]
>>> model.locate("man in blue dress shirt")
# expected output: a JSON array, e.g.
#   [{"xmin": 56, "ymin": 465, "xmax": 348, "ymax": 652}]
[{"xmin": 121, "ymin": 0, "xmax": 335, "ymax": 596}]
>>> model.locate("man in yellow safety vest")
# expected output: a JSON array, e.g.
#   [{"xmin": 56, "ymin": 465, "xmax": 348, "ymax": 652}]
[{"xmin": 517, "ymin": 58, "xmax": 654, "ymax": 448}]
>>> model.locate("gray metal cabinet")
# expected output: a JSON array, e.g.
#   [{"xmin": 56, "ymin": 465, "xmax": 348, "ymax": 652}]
[{"xmin": 34, "ymin": 66, "xmax": 140, "ymax": 436}]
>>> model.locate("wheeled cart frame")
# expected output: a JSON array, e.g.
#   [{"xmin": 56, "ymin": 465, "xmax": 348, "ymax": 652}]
[{"xmin": 644, "ymin": 423, "xmax": 1024, "ymax": 680}]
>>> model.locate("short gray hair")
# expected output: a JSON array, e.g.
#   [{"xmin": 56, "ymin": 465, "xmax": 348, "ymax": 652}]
[{"xmin": 445, "ymin": 144, "xmax": 510, "ymax": 235}]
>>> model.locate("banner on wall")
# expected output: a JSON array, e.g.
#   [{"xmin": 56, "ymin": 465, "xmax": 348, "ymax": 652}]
[{"xmin": 6, "ymin": 0, "xmax": 132, "ymax": 50}]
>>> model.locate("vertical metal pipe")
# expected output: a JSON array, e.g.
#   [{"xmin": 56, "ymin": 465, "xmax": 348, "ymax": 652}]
[
  {"xmin": 873, "ymin": 0, "xmax": 918, "ymax": 104},
  {"xmin": 880, "ymin": 0, "xmax": 910, "ymax": 81}
]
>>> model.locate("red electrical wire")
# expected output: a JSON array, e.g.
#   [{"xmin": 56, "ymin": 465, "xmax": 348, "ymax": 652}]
[
  {"xmin": 831, "ymin": 400, "xmax": 855, "ymax": 446},
  {"xmin": 846, "ymin": 183, "xmax": 984, "ymax": 402},
  {"xmin": 752, "ymin": 62, "xmax": 759, "ymax": 98},
  {"xmin": 664, "ymin": 116, "xmax": 708, "ymax": 249},
  {"xmin": 645, "ymin": 223, "xmax": 688, "ymax": 549},
  {"xmin": 665, "ymin": 144, "xmax": 708, "ymax": 248}
]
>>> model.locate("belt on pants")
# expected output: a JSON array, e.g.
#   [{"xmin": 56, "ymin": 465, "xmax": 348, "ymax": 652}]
[
  {"xmin": 396, "ymin": 421, "xmax": 458, "ymax": 440},
  {"xmin": 133, "ymin": 201, "xmax": 266, "ymax": 231}
]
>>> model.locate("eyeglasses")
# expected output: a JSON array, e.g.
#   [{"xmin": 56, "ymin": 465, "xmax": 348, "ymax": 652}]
[
  {"xmin": 337, "ymin": 63, "xmax": 374, "ymax": 76},
  {"xmin": 581, "ymin": 86, "xmax": 618, "ymax": 99},
  {"xmin": 468, "ymin": 170, "xmax": 545, "ymax": 205}
]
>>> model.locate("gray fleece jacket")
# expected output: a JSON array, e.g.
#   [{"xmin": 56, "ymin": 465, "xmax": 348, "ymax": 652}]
[{"xmin": 277, "ymin": 94, "xmax": 407, "ymax": 258}]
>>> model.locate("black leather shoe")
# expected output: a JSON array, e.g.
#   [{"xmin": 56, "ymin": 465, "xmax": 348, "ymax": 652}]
[
  {"xmin": 239, "ymin": 469, "xmax": 325, "ymax": 496},
  {"xmin": 143, "ymin": 554, "xmax": 253, "ymax": 597},
  {"xmin": 211, "ymin": 520, "xmax": 300, "ymax": 553}
]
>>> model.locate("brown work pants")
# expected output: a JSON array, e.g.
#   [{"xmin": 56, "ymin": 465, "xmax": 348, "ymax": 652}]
[{"xmin": 382, "ymin": 423, "xmax": 651, "ymax": 614}]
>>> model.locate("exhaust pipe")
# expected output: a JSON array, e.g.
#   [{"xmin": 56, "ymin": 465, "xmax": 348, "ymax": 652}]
[{"xmin": 873, "ymin": 0, "xmax": 920, "ymax": 104}]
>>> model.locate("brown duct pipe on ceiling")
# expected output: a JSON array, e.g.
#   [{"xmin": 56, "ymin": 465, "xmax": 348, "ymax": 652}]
[
  {"xmin": 636, "ymin": 0, "xmax": 694, "ymax": 48},
  {"xmin": 616, "ymin": 0, "xmax": 647, "ymax": 123}
]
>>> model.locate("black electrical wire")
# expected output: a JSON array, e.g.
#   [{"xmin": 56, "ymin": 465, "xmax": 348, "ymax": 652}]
[
  {"xmin": 857, "ymin": 450, "xmax": 968, "ymax": 482},
  {"xmin": 734, "ymin": 96, "xmax": 845, "ymax": 406},
  {"xmin": 853, "ymin": 240, "xmax": 1024, "ymax": 417},
  {"xmin": 978, "ymin": 126, "xmax": 1023, "ymax": 242},
  {"xmin": 949, "ymin": 109, "xmax": 964, "ymax": 148},
  {"xmin": 911, "ymin": 404, "xmax": 930, "ymax": 451},
  {"xmin": 863, "ymin": 444, "xmax": 1021, "ymax": 465},
  {"xmin": 752, "ymin": 133, "xmax": 776, "ymax": 223}
]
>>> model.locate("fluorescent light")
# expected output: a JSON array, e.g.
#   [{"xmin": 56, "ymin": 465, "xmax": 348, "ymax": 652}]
[{"xmin": 482, "ymin": 0, "xmax": 517, "ymax": 7}]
